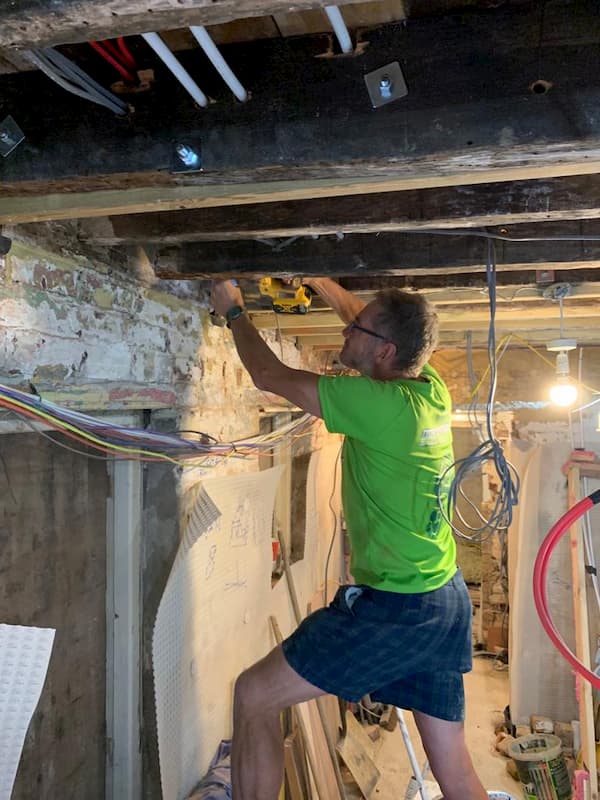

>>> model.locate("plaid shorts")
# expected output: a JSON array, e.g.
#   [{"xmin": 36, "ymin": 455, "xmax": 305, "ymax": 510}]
[{"xmin": 282, "ymin": 569, "xmax": 472, "ymax": 722}]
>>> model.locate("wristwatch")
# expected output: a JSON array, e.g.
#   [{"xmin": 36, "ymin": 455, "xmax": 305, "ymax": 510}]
[{"xmin": 225, "ymin": 305, "xmax": 245, "ymax": 327}]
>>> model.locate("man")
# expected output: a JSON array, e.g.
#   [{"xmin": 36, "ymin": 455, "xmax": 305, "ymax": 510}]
[{"xmin": 210, "ymin": 277, "xmax": 488, "ymax": 800}]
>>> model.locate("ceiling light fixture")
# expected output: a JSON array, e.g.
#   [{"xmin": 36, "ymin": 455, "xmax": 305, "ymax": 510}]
[{"xmin": 544, "ymin": 283, "xmax": 578, "ymax": 408}]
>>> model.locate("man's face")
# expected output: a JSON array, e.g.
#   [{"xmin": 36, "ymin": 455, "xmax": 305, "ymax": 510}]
[{"xmin": 339, "ymin": 301, "xmax": 387, "ymax": 376}]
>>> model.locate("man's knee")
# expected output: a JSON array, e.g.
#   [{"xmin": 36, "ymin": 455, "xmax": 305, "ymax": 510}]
[{"xmin": 234, "ymin": 667, "xmax": 264, "ymax": 718}]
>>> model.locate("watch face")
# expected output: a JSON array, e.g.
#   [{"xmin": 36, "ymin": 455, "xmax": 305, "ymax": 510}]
[{"xmin": 226, "ymin": 305, "xmax": 244, "ymax": 323}]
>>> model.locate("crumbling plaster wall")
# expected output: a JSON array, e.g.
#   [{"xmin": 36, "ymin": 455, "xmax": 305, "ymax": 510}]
[{"xmin": 0, "ymin": 227, "xmax": 335, "ymax": 799}]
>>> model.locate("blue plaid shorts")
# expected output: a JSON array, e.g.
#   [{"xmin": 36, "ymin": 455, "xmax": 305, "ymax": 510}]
[{"xmin": 282, "ymin": 569, "xmax": 472, "ymax": 722}]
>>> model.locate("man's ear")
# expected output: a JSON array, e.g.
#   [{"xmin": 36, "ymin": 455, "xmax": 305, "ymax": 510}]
[{"xmin": 379, "ymin": 341, "xmax": 398, "ymax": 363}]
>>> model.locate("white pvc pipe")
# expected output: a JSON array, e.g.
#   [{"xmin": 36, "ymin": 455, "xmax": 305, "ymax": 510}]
[
  {"xmin": 189, "ymin": 25, "xmax": 248, "ymax": 102},
  {"xmin": 325, "ymin": 5, "xmax": 353, "ymax": 54},
  {"xmin": 141, "ymin": 31, "xmax": 208, "ymax": 107}
]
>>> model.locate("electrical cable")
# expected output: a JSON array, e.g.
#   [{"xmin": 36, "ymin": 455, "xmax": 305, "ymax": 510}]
[
  {"xmin": 533, "ymin": 489, "xmax": 600, "ymax": 689},
  {"xmin": 438, "ymin": 236, "xmax": 520, "ymax": 542},
  {"xmin": 7, "ymin": 410, "xmax": 116, "ymax": 461},
  {"xmin": 323, "ymin": 444, "xmax": 343, "ymax": 607},
  {"xmin": 0, "ymin": 382, "xmax": 317, "ymax": 466},
  {"xmin": 41, "ymin": 47, "xmax": 129, "ymax": 108}
]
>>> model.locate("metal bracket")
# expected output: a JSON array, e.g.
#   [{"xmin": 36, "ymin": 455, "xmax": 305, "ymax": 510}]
[
  {"xmin": 364, "ymin": 62, "xmax": 408, "ymax": 109},
  {"xmin": 172, "ymin": 141, "xmax": 202, "ymax": 173},
  {"xmin": 0, "ymin": 115, "xmax": 25, "ymax": 158},
  {"xmin": 542, "ymin": 282, "xmax": 572, "ymax": 301}
]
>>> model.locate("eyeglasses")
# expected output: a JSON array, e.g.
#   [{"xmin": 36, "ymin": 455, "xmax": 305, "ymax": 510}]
[{"xmin": 347, "ymin": 318, "xmax": 388, "ymax": 341}]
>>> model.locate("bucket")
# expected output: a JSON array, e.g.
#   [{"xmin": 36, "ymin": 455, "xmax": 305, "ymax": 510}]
[{"xmin": 508, "ymin": 734, "xmax": 572, "ymax": 800}]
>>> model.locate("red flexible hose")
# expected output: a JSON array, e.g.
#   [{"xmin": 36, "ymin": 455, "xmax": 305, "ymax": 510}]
[
  {"xmin": 90, "ymin": 41, "xmax": 136, "ymax": 83},
  {"xmin": 533, "ymin": 494, "xmax": 600, "ymax": 689},
  {"xmin": 116, "ymin": 37, "xmax": 136, "ymax": 70}
]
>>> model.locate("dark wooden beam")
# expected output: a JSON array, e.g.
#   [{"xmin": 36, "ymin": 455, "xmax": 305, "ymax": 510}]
[
  {"xmin": 340, "ymin": 268, "xmax": 600, "ymax": 291},
  {"xmin": 2, "ymin": 4, "xmax": 600, "ymax": 221},
  {"xmin": 78, "ymin": 175, "xmax": 600, "ymax": 245},
  {"xmin": 152, "ymin": 221, "xmax": 600, "ymax": 279}
]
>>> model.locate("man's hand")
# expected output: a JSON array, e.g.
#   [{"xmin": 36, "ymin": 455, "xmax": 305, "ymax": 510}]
[{"xmin": 211, "ymin": 280, "xmax": 244, "ymax": 318}]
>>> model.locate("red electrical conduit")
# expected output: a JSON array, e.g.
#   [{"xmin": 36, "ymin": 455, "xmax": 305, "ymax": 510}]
[
  {"xmin": 90, "ymin": 38, "xmax": 137, "ymax": 83},
  {"xmin": 533, "ymin": 488, "xmax": 600, "ymax": 689}
]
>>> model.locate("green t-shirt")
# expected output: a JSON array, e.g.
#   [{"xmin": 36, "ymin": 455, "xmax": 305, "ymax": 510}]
[{"xmin": 318, "ymin": 363, "xmax": 456, "ymax": 593}]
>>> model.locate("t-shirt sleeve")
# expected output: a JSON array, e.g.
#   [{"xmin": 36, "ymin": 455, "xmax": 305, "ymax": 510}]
[{"xmin": 318, "ymin": 374, "xmax": 407, "ymax": 440}]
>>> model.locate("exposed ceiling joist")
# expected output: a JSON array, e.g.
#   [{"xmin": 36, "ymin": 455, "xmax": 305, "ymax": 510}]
[
  {"xmin": 0, "ymin": 0, "xmax": 374, "ymax": 50},
  {"xmin": 77, "ymin": 175, "xmax": 600, "ymax": 245},
  {"xmin": 252, "ymin": 303, "xmax": 600, "ymax": 330},
  {"xmin": 7, "ymin": 149, "xmax": 600, "ymax": 225},
  {"xmin": 152, "ymin": 221, "xmax": 600, "ymax": 279},
  {"xmin": 3, "ymin": 4, "xmax": 600, "ymax": 223}
]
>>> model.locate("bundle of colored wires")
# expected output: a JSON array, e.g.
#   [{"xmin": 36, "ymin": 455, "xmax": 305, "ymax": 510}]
[{"xmin": 0, "ymin": 382, "xmax": 315, "ymax": 466}]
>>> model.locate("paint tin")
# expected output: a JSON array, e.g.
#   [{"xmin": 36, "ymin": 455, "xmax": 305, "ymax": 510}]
[{"xmin": 508, "ymin": 734, "xmax": 572, "ymax": 800}]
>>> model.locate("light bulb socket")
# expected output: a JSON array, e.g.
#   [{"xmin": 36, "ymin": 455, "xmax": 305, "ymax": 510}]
[{"xmin": 555, "ymin": 350, "xmax": 570, "ymax": 377}]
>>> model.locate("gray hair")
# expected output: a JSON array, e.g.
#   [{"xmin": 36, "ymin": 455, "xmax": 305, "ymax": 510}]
[{"xmin": 374, "ymin": 289, "xmax": 439, "ymax": 375}]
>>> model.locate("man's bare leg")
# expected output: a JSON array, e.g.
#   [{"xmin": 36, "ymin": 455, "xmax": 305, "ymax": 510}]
[
  {"xmin": 413, "ymin": 710, "xmax": 488, "ymax": 800},
  {"xmin": 232, "ymin": 645, "xmax": 324, "ymax": 800}
]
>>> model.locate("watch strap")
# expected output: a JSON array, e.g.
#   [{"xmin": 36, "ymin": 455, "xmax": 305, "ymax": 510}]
[{"xmin": 225, "ymin": 305, "xmax": 245, "ymax": 326}]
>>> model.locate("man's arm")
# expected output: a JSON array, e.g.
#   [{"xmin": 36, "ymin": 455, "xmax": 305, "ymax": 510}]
[
  {"xmin": 210, "ymin": 281, "xmax": 323, "ymax": 418},
  {"xmin": 303, "ymin": 277, "xmax": 366, "ymax": 324}
]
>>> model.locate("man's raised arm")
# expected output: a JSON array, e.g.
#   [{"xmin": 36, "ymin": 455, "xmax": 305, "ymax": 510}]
[{"xmin": 303, "ymin": 277, "xmax": 366, "ymax": 324}]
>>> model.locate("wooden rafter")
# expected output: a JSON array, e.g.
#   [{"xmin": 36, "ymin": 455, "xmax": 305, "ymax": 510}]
[
  {"xmin": 0, "ymin": 0, "xmax": 376, "ymax": 50},
  {"xmin": 151, "ymin": 221, "xmax": 600, "ymax": 279},
  {"xmin": 77, "ymin": 175, "xmax": 600, "ymax": 245}
]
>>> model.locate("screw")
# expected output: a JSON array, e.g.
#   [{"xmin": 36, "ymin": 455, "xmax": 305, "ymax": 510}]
[
  {"xmin": 379, "ymin": 75, "xmax": 392, "ymax": 98},
  {"xmin": 176, "ymin": 144, "xmax": 200, "ymax": 168}
]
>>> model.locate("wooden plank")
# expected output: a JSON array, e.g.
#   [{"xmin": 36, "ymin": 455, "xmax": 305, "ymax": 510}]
[
  {"xmin": 304, "ymin": 701, "xmax": 342, "ymax": 800},
  {"xmin": 567, "ymin": 467, "xmax": 598, "ymax": 800},
  {"xmin": 78, "ymin": 175, "xmax": 600, "ymax": 245},
  {"xmin": 3, "ymin": 4, "xmax": 600, "ymax": 221},
  {"xmin": 251, "ymin": 304, "xmax": 600, "ymax": 332},
  {"xmin": 284, "ymin": 728, "xmax": 312, "ymax": 800},
  {"xmin": 152, "ymin": 221, "xmax": 600, "ymax": 279},
  {"xmin": 336, "ymin": 711, "xmax": 380, "ymax": 799},
  {"xmin": 270, "ymin": 616, "xmax": 329, "ymax": 800},
  {"xmin": 0, "ymin": 0, "xmax": 371, "ymax": 49},
  {"xmin": 9, "ymin": 150, "xmax": 600, "ymax": 223},
  {"xmin": 273, "ymin": 0, "xmax": 406, "ymax": 37}
]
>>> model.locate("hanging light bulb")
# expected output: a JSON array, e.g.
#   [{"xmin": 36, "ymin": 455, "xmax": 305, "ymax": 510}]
[
  {"xmin": 548, "ymin": 348, "xmax": 578, "ymax": 407},
  {"xmin": 544, "ymin": 283, "xmax": 578, "ymax": 408}
]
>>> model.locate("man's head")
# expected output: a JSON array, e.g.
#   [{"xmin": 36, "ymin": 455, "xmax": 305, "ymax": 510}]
[{"xmin": 340, "ymin": 289, "xmax": 438, "ymax": 379}]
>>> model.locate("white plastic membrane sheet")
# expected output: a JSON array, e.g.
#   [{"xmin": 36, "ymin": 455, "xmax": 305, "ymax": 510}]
[
  {"xmin": 153, "ymin": 467, "xmax": 283, "ymax": 800},
  {"xmin": 0, "ymin": 624, "xmax": 55, "ymax": 800}
]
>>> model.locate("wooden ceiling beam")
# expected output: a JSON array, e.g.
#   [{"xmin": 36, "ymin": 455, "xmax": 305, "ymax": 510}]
[
  {"xmin": 0, "ymin": 0, "xmax": 549, "ymax": 51},
  {"xmin": 152, "ymin": 221, "xmax": 600, "ymax": 279},
  {"xmin": 78, "ymin": 175, "xmax": 600, "ymax": 245},
  {"xmin": 2, "ymin": 5, "xmax": 600, "ymax": 222},
  {"xmin": 251, "ymin": 303, "xmax": 600, "ymax": 330},
  {"xmin": 0, "ymin": 0, "xmax": 376, "ymax": 50}
]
